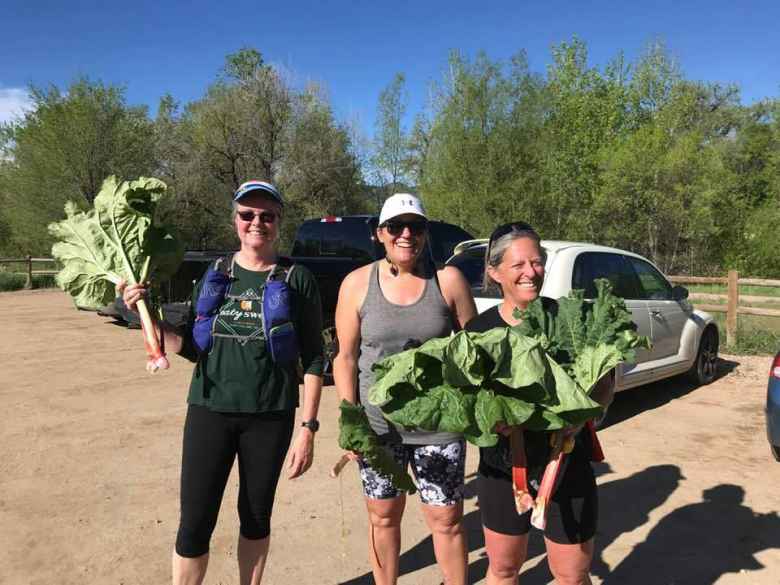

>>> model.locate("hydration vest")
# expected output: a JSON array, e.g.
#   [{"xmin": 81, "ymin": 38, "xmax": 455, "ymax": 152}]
[{"xmin": 192, "ymin": 255, "xmax": 299, "ymax": 366}]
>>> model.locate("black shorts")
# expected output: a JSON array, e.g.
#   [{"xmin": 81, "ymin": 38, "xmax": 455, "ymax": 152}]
[{"xmin": 477, "ymin": 454, "xmax": 598, "ymax": 544}]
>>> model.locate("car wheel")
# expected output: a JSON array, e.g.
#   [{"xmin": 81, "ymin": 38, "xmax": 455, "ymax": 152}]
[
  {"xmin": 688, "ymin": 327, "xmax": 718, "ymax": 385},
  {"xmin": 772, "ymin": 445, "xmax": 780, "ymax": 462}
]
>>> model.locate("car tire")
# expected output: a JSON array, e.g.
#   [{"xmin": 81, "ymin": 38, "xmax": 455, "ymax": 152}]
[{"xmin": 688, "ymin": 327, "xmax": 719, "ymax": 386}]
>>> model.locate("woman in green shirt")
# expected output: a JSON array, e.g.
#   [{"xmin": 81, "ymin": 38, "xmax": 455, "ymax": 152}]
[{"xmin": 121, "ymin": 180, "xmax": 324, "ymax": 585}]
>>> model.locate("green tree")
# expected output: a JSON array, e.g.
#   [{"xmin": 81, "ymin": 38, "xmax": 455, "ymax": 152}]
[
  {"xmin": 538, "ymin": 39, "xmax": 630, "ymax": 240},
  {"xmin": 279, "ymin": 84, "xmax": 368, "ymax": 245},
  {"xmin": 420, "ymin": 51, "xmax": 544, "ymax": 236},
  {"xmin": 0, "ymin": 78, "xmax": 155, "ymax": 255},
  {"xmin": 152, "ymin": 48, "xmax": 365, "ymax": 251},
  {"xmin": 371, "ymin": 73, "xmax": 410, "ymax": 202}
]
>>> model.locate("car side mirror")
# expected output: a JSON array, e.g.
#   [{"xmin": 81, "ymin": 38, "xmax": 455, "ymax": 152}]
[{"xmin": 672, "ymin": 285, "xmax": 689, "ymax": 301}]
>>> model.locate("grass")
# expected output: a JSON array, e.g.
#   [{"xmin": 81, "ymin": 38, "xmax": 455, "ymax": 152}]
[
  {"xmin": 681, "ymin": 281, "xmax": 780, "ymax": 354},
  {"xmin": 710, "ymin": 312, "xmax": 780, "ymax": 356},
  {"xmin": 686, "ymin": 282, "xmax": 780, "ymax": 300},
  {"xmin": 0, "ymin": 272, "xmax": 58, "ymax": 292}
]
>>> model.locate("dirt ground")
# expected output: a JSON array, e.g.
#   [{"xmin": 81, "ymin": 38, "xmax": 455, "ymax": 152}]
[{"xmin": 2, "ymin": 289, "xmax": 779, "ymax": 585}]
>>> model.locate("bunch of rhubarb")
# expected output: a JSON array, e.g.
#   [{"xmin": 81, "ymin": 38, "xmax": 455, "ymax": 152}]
[
  {"xmin": 49, "ymin": 176, "xmax": 183, "ymax": 372},
  {"xmin": 332, "ymin": 401, "xmax": 417, "ymax": 493},
  {"xmin": 363, "ymin": 280, "xmax": 648, "ymax": 528}
]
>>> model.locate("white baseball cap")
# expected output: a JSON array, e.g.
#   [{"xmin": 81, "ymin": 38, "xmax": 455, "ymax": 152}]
[{"xmin": 379, "ymin": 193, "xmax": 427, "ymax": 225}]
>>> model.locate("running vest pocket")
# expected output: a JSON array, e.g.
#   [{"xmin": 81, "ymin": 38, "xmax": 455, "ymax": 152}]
[
  {"xmin": 193, "ymin": 259, "xmax": 232, "ymax": 355},
  {"xmin": 261, "ymin": 275, "xmax": 299, "ymax": 366}
]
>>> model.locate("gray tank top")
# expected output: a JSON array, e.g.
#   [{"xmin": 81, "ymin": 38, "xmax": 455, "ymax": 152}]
[{"xmin": 358, "ymin": 261, "xmax": 461, "ymax": 445}]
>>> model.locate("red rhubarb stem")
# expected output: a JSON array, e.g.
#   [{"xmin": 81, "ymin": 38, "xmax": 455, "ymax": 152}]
[
  {"xmin": 510, "ymin": 428, "xmax": 535, "ymax": 515},
  {"xmin": 137, "ymin": 299, "xmax": 169, "ymax": 373},
  {"xmin": 587, "ymin": 420, "xmax": 604, "ymax": 462},
  {"xmin": 530, "ymin": 431, "xmax": 569, "ymax": 530}
]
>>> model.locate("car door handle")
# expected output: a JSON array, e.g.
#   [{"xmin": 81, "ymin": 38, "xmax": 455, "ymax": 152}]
[{"xmin": 650, "ymin": 309, "xmax": 663, "ymax": 318}]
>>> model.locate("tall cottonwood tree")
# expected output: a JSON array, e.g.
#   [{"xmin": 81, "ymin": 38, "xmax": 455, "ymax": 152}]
[
  {"xmin": 0, "ymin": 78, "xmax": 156, "ymax": 254},
  {"xmin": 371, "ymin": 73, "xmax": 410, "ymax": 202}
]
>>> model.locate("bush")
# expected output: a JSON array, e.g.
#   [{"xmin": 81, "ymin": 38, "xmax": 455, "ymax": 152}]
[
  {"xmin": 726, "ymin": 201, "xmax": 780, "ymax": 279},
  {"xmin": 0, "ymin": 272, "xmax": 58, "ymax": 292},
  {"xmin": 714, "ymin": 313, "xmax": 780, "ymax": 356},
  {"xmin": 728, "ymin": 328, "xmax": 780, "ymax": 355},
  {"xmin": 0, "ymin": 272, "xmax": 27, "ymax": 291}
]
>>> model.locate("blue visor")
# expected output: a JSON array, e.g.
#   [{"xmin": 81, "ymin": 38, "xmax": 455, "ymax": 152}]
[{"xmin": 233, "ymin": 181, "xmax": 284, "ymax": 206}]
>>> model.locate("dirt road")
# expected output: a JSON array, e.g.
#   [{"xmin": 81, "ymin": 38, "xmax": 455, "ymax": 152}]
[{"xmin": 1, "ymin": 289, "xmax": 778, "ymax": 584}]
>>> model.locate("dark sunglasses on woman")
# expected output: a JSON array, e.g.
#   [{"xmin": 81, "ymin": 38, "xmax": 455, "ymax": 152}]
[
  {"xmin": 237, "ymin": 210, "xmax": 278, "ymax": 224},
  {"xmin": 382, "ymin": 219, "xmax": 428, "ymax": 237}
]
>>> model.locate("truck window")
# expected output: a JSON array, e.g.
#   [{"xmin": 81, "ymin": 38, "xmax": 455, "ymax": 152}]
[
  {"xmin": 291, "ymin": 219, "xmax": 375, "ymax": 261},
  {"xmin": 428, "ymin": 222, "xmax": 474, "ymax": 263}
]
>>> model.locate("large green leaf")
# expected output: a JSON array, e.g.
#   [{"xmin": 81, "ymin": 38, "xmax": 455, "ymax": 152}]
[
  {"xmin": 337, "ymin": 401, "xmax": 416, "ymax": 493},
  {"xmin": 355, "ymin": 280, "xmax": 651, "ymax": 486},
  {"xmin": 49, "ymin": 176, "xmax": 183, "ymax": 310}
]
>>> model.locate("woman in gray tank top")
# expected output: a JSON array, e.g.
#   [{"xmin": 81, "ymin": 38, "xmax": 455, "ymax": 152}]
[{"xmin": 333, "ymin": 194, "xmax": 477, "ymax": 585}]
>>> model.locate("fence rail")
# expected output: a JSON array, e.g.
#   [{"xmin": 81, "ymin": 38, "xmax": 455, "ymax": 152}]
[
  {"xmin": 0, "ymin": 256, "xmax": 59, "ymax": 289},
  {"xmin": 669, "ymin": 270, "xmax": 780, "ymax": 346}
]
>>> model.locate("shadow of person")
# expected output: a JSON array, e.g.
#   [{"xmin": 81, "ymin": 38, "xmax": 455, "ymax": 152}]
[
  {"xmin": 509, "ymin": 464, "xmax": 684, "ymax": 584},
  {"xmin": 599, "ymin": 357, "xmax": 739, "ymax": 431},
  {"xmin": 590, "ymin": 464, "xmax": 684, "ymax": 579},
  {"xmin": 602, "ymin": 484, "xmax": 780, "ymax": 585}
]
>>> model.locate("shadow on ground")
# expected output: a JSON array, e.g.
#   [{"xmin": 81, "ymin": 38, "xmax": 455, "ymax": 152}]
[
  {"xmin": 340, "ymin": 463, "xmax": 779, "ymax": 584},
  {"xmin": 598, "ymin": 482, "xmax": 780, "ymax": 584},
  {"xmin": 338, "ymin": 357, "xmax": 780, "ymax": 584},
  {"xmin": 598, "ymin": 357, "xmax": 739, "ymax": 431}
]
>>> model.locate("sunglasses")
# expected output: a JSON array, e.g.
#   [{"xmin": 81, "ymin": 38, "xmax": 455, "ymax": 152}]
[
  {"xmin": 487, "ymin": 221, "xmax": 537, "ymax": 253},
  {"xmin": 236, "ymin": 210, "xmax": 278, "ymax": 224},
  {"xmin": 382, "ymin": 219, "xmax": 428, "ymax": 237}
]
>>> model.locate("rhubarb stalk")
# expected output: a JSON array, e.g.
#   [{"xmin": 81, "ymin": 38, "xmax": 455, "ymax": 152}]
[
  {"xmin": 530, "ymin": 431, "xmax": 576, "ymax": 530},
  {"xmin": 510, "ymin": 428, "xmax": 535, "ymax": 514},
  {"xmin": 137, "ymin": 299, "xmax": 169, "ymax": 373},
  {"xmin": 330, "ymin": 453, "xmax": 351, "ymax": 478}
]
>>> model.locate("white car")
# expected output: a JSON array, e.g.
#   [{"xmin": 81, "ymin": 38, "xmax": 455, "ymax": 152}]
[{"xmin": 446, "ymin": 239, "xmax": 720, "ymax": 391}]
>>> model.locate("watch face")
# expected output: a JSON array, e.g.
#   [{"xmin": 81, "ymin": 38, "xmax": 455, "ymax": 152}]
[{"xmin": 303, "ymin": 419, "xmax": 319, "ymax": 432}]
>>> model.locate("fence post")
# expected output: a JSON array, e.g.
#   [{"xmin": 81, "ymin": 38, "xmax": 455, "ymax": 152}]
[
  {"xmin": 24, "ymin": 255, "xmax": 33, "ymax": 290},
  {"xmin": 726, "ymin": 269, "xmax": 738, "ymax": 347}
]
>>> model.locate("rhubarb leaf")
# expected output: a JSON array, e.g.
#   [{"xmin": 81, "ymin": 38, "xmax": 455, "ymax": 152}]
[
  {"xmin": 49, "ymin": 176, "xmax": 183, "ymax": 310},
  {"xmin": 337, "ymin": 401, "xmax": 416, "ymax": 493}
]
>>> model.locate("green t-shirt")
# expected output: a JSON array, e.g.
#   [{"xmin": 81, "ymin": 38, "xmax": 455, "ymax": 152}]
[{"xmin": 181, "ymin": 257, "xmax": 324, "ymax": 413}]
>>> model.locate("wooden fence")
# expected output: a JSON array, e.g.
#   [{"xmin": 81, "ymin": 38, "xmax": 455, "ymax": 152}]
[
  {"xmin": 0, "ymin": 256, "xmax": 59, "ymax": 289},
  {"xmin": 669, "ymin": 270, "xmax": 780, "ymax": 346}
]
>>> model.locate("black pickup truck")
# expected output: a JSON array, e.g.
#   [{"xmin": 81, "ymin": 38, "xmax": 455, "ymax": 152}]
[
  {"xmin": 290, "ymin": 215, "xmax": 473, "ymax": 327},
  {"xmin": 109, "ymin": 215, "xmax": 473, "ymax": 332}
]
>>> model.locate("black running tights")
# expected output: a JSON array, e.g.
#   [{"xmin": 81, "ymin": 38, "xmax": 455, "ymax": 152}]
[{"xmin": 175, "ymin": 404, "xmax": 295, "ymax": 558}]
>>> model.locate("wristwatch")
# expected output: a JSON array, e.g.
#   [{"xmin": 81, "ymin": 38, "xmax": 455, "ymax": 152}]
[{"xmin": 301, "ymin": 419, "xmax": 320, "ymax": 433}]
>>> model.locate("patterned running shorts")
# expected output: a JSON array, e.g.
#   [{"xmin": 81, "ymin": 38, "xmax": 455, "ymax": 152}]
[{"xmin": 358, "ymin": 439, "xmax": 466, "ymax": 506}]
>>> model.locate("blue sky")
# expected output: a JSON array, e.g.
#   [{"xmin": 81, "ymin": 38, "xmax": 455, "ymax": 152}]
[{"xmin": 2, "ymin": 0, "xmax": 778, "ymax": 135}]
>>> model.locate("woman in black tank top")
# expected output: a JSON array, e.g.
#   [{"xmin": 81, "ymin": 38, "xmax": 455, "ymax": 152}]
[
  {"xmin": 333, "ymin": 194, "xmax": 476, "ymax": 585},
  {"xmin": 465, "ymin": 222, "xmax": 614, "ymax": 585}
]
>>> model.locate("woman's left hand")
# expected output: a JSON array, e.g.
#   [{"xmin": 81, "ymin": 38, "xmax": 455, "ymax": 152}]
[{"xmin": 287, "ymin": 429, "xmax": 315, "ymax": 479}]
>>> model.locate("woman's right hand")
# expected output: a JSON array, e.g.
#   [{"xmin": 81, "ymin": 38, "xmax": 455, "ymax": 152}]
[{"xmin": 117, "ymin": 279, "xmax": 147, "ymax": 314}]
